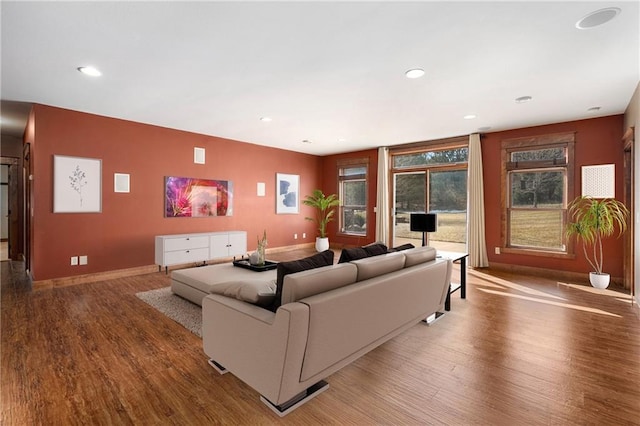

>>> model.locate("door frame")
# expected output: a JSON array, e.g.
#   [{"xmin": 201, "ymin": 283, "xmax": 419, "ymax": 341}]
[
  {"xmin": 622, "ymin": 127, "xmax": 634, "ymax": 296},
  {"xmin": 0, "ymin": 157, "xmax": 20, "ymax": 261}
]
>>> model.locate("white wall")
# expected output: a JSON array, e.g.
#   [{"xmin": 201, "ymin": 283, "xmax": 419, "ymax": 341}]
[{"xmin": 623, "ymin": 82, "xmax": 639, "ymax": 305}]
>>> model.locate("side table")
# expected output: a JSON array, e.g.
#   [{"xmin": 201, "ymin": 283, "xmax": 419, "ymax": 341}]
[
  {"xmin": 437, "ymin": 251, "xmax": 468, "ymax": 311},
  {"xmin": 425, "ymin": 251, "xmax": 469, "ymax": 325}
]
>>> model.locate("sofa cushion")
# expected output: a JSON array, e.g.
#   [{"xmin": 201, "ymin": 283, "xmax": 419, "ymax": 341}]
[
  {"xmin": 209, "ymin": 279, "xmax": 277, "ymax": 307},
  {"xmin": 351, "ymin": 251, "xmax": 405, "ymax": 281},
  {"xmin": 268, "ymin": 250, "xmax": 335, "ymax": 312},
  {"xmin": 171, "ymin": 263, "xmax": 277, "ymax": 294},
  {"xmin": 281, "ymin": 263, "xmax": 358, "ymax": 305},
  {"xmin": 403, "ymin": 246, "xmax": 437, "ymax": 267},
  {"xmin": 337, "ymin": 242, "xmax": 388, "ymax": 263}
]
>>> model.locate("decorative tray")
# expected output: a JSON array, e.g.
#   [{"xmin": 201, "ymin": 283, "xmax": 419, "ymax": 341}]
[{"xmin": 232, "ymin": 259, "xmax": 278, "ymax": 272}]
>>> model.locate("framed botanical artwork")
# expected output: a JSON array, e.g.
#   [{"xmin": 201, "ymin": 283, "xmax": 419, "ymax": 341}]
[
  {"xmin": 53, "ymin": 155, "xmax": 102, "ymax": 213},
  {"xmin": 165, "ymin": 176, "xmax": 233, "ymax": 217},
  {"xmin": 276, "ymin": 173, "xmax": 299, "ymax": 214}
]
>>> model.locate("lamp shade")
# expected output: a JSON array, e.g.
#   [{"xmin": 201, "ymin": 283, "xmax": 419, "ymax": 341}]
[{"xmin": 410, "ymin": 213, "xmax": 437, "ymax": 232}]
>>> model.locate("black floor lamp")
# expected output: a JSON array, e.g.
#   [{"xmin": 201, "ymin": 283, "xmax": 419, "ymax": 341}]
[{"xmin": 410, "ymin": 213, "xmax": 437, "ymax": 247}]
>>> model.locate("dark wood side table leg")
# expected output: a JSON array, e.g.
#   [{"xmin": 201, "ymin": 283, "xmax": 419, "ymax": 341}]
[{"xmin": 461, "ymin": 256, "xmax": 466, "ymax": 299}]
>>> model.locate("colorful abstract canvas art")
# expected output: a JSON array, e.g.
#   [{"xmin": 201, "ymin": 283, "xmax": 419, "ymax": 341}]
[{"xmin": 165, "ymin": 176, "xmax": 233, "ymax": 217}]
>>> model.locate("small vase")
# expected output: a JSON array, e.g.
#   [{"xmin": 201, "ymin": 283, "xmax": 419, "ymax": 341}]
[{"xmin": 257, "ymin": 246, "xmax": 266, "ymax": 266}]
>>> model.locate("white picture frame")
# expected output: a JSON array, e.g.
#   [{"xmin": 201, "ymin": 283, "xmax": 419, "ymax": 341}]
[
  {"xmin": 276, "ymin": 173, "xmax": 299, "ymax": 214},
  {"xmin": 194, "ymin": 147, "xmax": 205, "ymax": 164},
  {"xmin": 114, "ymin": 173, "xmax": 130, "ymax": 193},
  {"xmin": 53, "ymin": 155, "xmax": 102, "ymax": 213}
]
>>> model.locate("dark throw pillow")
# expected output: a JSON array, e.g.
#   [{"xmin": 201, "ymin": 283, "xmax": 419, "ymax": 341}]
[
  {"xmin": 337, "ymin": 242, "xmax": 389, "ymax": 263},
  {"xmin": 363, "ymin": 242, "xmax": 388, "ymax": 256},
  {"xmin": 268, "ymin": 250, "xmax": 334, "ymax": 312},
  {"xmin": 337, "ymin": 247, "xmax": 369, "ymax": 263},
  {"xmin": 388, "ymin": 243, "xmax": 415, "ymax": 252}
]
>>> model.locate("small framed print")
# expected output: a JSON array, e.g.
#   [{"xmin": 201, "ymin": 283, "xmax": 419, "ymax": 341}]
[
  {"xmin": 276, "ymin": 173, "xmax": 299, "ymax": 214},
  {"xmin": 114, "ymin": 173, "xmax": 130, "ymax": 193}
]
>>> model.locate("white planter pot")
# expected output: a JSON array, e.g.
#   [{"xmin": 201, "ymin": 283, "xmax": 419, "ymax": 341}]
[
  {"xmin": 589, "ymin": 272, "xmax": 610, "ymax": 289},
  {"xmin": 315, "ymin": 237, "xmax": 329, "ymax": 252}
]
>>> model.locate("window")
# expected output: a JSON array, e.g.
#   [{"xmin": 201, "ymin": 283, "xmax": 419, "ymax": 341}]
[
  {"xmin": 501, "ymin": 133, "xmax": 575, "ymax": 256},
  {"xmin": 390, "ymin": 141, "xmax": 468, "ymax": 251},
  {"xmin": 338, "ymin": 163, "xmax": 367, "ymax": 235},
  {"xmin": 393, "ymin": 147, "xmax": 468, "ymax": 169}
]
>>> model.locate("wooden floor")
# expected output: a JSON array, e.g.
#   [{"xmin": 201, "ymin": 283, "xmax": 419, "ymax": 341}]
[{"xmin": 2, "ymin": 250, "xmax": 639, "ymax": 425}]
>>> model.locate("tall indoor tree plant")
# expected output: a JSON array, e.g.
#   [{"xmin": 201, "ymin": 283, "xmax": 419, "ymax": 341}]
[
  {"xmin": 565, "ymin": 196, "xmax": 629, "ymax": 289},
  {"xmin": 303, "ymin": 189, "xmax": 340, "ymax": 252}
]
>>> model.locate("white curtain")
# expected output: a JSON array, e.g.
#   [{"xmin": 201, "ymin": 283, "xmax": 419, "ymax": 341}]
[
  {"xmin": 468, "ymin": 134, "xmax": 489, "ymax": 267},
  {"xmin": 375, "ymin": 147, "xmax": 390, "ymax": 246}
]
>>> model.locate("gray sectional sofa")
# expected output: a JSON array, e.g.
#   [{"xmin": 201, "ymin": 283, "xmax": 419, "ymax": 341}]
[{"xmin": 201, "ymin": 246, "xmax": 452, "ymax": 416}]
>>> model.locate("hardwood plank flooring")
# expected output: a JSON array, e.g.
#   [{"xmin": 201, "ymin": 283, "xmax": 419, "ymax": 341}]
[{"xmin": 2, "ymin": 251, "xmax": 639, "ymax": 425}]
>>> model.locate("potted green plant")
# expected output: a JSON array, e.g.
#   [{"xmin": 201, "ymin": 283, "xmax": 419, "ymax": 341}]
[
  {"xmin": 303, "ymin": 189, "xmax": 340, "ymax": 251},
  {"xmin": 565, "ymin": 196, "xmax": 629, "ymax": 288}
]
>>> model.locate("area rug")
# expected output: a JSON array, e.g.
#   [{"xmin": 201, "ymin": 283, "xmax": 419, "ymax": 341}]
[{"xmin": 136, "ymin": 287, "xmax": 202, "ymax": 337}]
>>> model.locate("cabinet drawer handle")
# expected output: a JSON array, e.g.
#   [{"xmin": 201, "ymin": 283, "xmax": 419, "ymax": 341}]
[{"xmin": 186, "ymin": 250, "xmax": 190, "ymax": 253}]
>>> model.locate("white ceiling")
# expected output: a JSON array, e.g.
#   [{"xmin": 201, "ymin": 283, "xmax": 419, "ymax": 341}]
[{"xmin": 1, "ymin": 1, "xmax": 638, "ymax": 155}]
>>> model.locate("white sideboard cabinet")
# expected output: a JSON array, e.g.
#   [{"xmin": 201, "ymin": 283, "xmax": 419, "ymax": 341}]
[
  {"xmin": 210, "ymin": 231, "xmax": 247, "ymax": 259},
  {"xmin": 155, "ymin": 231, "xmax": 247, "ymax": 273}
]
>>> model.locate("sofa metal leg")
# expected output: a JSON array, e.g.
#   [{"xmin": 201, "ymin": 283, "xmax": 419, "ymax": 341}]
[
  {"xmin": 208, "ymin": 359, "xmax": 228, "ymax": 375},
  {"xmin": 423, "ymin": 311, "xmax": 445, "ymax": 325},
  {"xmin": 260, "ymin": 380, "xmax": 329, "ymax": 417}
]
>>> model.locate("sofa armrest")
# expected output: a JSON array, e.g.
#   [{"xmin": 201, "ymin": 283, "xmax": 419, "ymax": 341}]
[{"xmin": 202, "ymin": 294, "xmax": 310, "ymax": 404}]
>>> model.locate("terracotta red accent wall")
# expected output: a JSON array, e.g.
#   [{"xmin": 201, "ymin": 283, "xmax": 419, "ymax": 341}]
[
  {"xmin": 30, "ymin": 104, "xmax": 625, "ymax": 281},
  {"xmin": 321, "ymin": 149, "xmax": 379, "ymax": 247},
  {"xmin": 31, "ymin": 105, "xmax": 322, "ymax": 281},
  {"xmin": 482, "ymin": 115, "xmax": 626, "ymax": 277}
]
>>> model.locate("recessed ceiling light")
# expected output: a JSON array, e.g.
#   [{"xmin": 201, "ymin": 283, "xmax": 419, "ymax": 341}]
[
  {"xmin": 260, "ymin": 117, "xmax": 272, "ymax": 122},
  {"xmin": 515, "ymin": 96, "xmax": 532, "ymax": 104},
  {"xmin": 77, "ymin": 66, "xmax": 102, "ymax": 77},
  {"xmin": 463, "ymin": 114, "xmax": 477, "ymax": 120},
  {"xmin": 576, "ymin": 7, "xmax": 621, "ymax": 30},
  {"xmin": 405, "ymin": 68, "xmax": 425, "ymax": 79},
  {"xmin": 302, "ymin": 139, "xmax": 312, "ymax": 144},
  {"xmin": 338, "ymin": 138, "xmax": 346, "ymax": 143},
  {"xmin": 587, "ymin": 106, "xmax": 601, "ymax": 112}
]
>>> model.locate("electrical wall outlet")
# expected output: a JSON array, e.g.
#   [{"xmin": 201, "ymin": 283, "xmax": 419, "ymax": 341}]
[
  {"xmin": 494, "ymin": 247, "xmax": 500, "ymax": 255},
  {"xmin": 79, "ymin": 255, "xmax": 88, "ymax": 265},
  {"xmin": 70, "ymin": 256, "xmax": 79, "ymax": 266},
  {"xmin": 294, "ymin": 234, "xmax": 298, "ymax": 239}
]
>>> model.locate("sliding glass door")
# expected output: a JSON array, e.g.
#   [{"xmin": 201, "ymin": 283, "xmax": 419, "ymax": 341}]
[
  {"xmin": 391, "ymin": 145, "xmax": 468, "ymax": 251},
  {"xmin": 393, "ymin": 172, "xmax": 425, "ymax": 247},
  {"xmin": 427, "ymin": 169, "xmax": 467, "ymax": 251}
]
